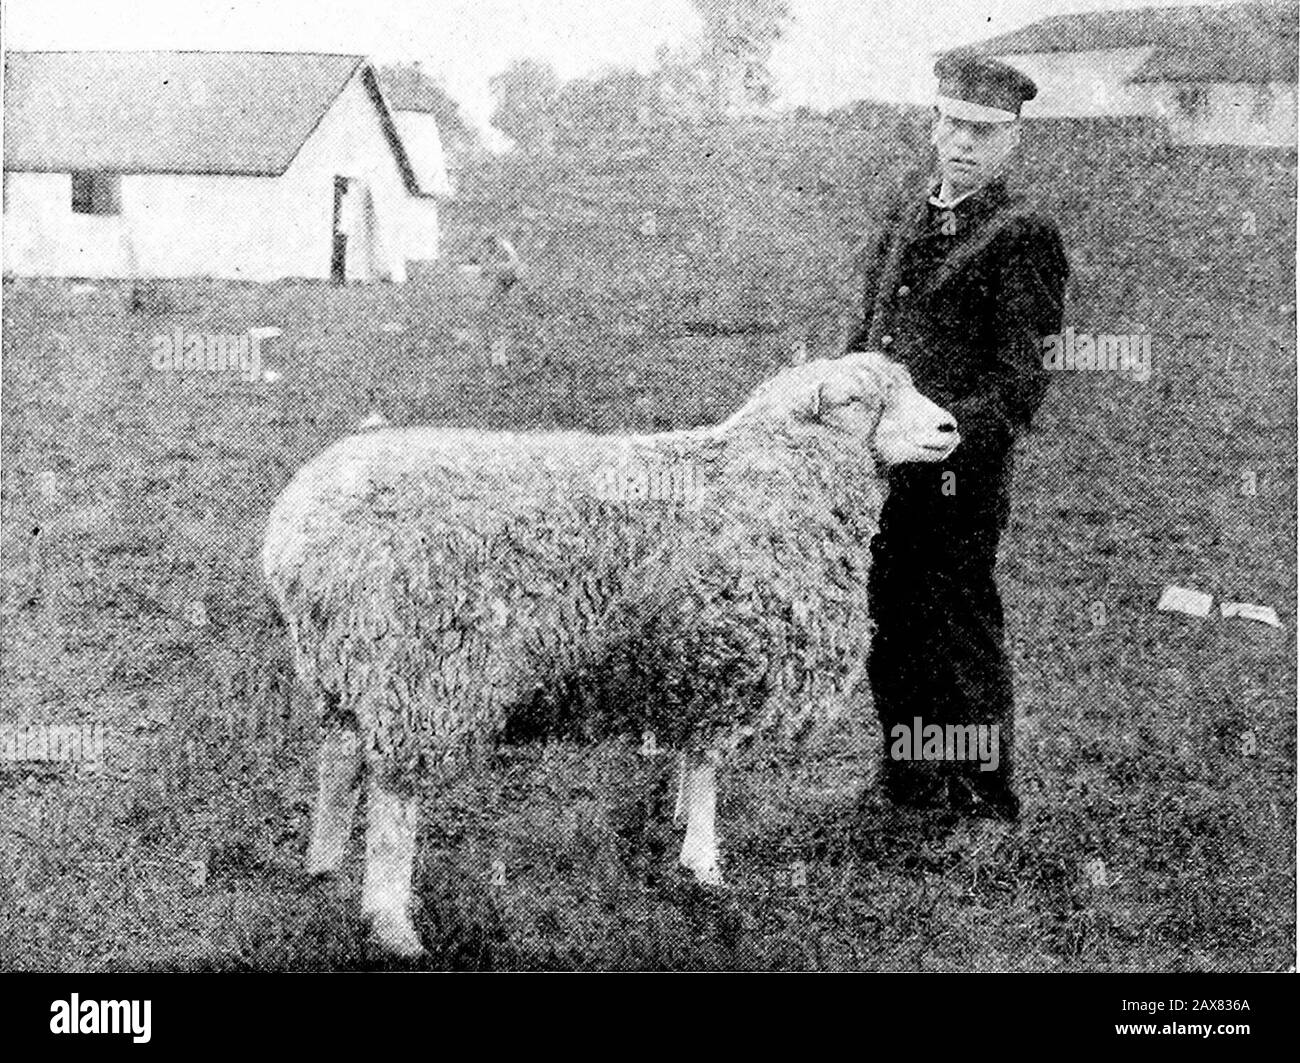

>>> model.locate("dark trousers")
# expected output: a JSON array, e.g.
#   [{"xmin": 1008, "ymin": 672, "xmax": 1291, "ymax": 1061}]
[{"xmin": 866, "ymin": 479, "xmax": 1019, "ymax": 819}]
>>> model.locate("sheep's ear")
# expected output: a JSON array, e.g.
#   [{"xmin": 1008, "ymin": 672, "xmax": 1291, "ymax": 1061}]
[{"xmin": 880, "ymin": 357, "xmax": 913, "ymax": 389}]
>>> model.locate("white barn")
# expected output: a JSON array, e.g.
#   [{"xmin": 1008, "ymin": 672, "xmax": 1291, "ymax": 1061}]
[
  {"xmin": 2, "ymin": 51, "xmax": 449, "ymax": 282},
  {"xmin": 958, "ymin": 1, "xmax": 1297, "ymax": 148},
  {"xmin": 378, "ymin": 64, "xmax": 461, "ymax": 198}
]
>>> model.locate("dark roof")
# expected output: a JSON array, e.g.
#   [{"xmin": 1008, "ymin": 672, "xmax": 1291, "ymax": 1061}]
[
  {"xmin": 961, "ymin": 2, "xmax": 1297, "ymax": 83},
  {"xmin": 378, "ymin": 64, "xmax": 450, "ymax": 114},
  {"xmin": 3, "ymin": 50, "xmax": 426, "ymax": 191},
  {"xmin": 377, "ymin": 64, "xmax": 476, "ymax": 150},
  {"xmin": 1129, "ymin": 35, "xmax": 1297, "ymax": 81}
]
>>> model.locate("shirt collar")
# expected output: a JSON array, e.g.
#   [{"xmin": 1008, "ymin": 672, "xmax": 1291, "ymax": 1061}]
[
  {"xmin": 927, "ymin": 176, "xmax": 1008, "ymax": 213},
  {"xmin": 928, "ymin": 185, "xmax": 977, "ymax": 211}
]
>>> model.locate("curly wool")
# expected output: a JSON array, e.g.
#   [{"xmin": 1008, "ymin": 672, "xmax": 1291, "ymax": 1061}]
[{"xmin": 263, "ymin": 357, "xmax": 899, "ymax": 788}]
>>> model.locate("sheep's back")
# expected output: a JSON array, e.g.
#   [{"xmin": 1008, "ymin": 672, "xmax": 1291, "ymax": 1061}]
[
  {"xmin": 262, "ymin": 423, "xmax": 883, "ymax": 765},
  {"xmin": 263, "ymin": 426, "xmax": 711, "ymax": 587},
  {"xmin": 262, "ymin": 426, "xmax": 724, "ymax": 761}
]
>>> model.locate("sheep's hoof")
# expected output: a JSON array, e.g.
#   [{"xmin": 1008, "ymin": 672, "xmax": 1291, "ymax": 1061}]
[
  {"xmin": 679, "ymin": 854, "xmax": 725, "ymax": 888},
  {"xmin": 369, "ymin": 910, "xmax": 425, "ymax": 959}
]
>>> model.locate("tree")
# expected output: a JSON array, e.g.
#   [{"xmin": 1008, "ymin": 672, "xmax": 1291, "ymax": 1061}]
[
  {"xmin": 490, "ymin": 59, "xmax": 563, "ymax": 152},
  {"xmin": 654, "ymin": 42, "xmax": 712, "ymax": 121},
  {"xmin": 651, "ymin": 0, "xmax": 791, "ymax": 119},
  {"xmin": 690, "ymin": 0, "xmax": 792, "ymax": 116},
  {"xmin": 551, "ymin": 68, "xmax": 664, "ymax": 144}
]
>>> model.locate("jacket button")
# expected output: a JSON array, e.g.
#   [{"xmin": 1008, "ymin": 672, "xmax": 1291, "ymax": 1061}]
[
  {"xmin": 881, "ymin": 334, "xmax": 894, "ymax": 348},
  {"xmin": 897, "ymin": 285, "xmax": 911, "ymax": 297}
]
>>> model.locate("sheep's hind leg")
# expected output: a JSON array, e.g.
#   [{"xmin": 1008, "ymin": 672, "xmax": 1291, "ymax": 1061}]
[
  {"xmin": 677, "ymin": 751, "xmax": 724, "ymax": 887},
  {"xmin": 305, "ymin": 722, "xmax": 363, "ymax": 876},
  {"xmin": 362, "ymin": 777, "xmax": 424, "ymax": 958}
]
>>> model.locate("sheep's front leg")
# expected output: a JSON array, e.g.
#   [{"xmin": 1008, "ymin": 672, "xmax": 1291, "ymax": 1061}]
[
  {"xmin": 677, "ymin": 751, "xmax": 723, "ymax": 886},
  {"xmin": 362, "ymin": 779, "xmax": 424, "ymax": 958},
  {"xmin": 672, "ymin": 752, "xmax": 687, "ymax": 824},
  {"xmin": 305, "ymin": 724, "xmax": 363, "ymax": 876}
]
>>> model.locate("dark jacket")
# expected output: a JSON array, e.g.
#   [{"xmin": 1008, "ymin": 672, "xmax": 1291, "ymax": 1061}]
[{"xmin": 849, "ymin": 176, "xmax": 1068, "ymax": 529}]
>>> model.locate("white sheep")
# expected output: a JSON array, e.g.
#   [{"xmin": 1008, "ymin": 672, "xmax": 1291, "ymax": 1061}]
[{"xmin": 262, "ymin": 350, "xmax": 958, "ymax": 957}]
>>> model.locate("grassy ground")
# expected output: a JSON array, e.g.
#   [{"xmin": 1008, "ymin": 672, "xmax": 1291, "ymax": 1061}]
[{"xmin": 1, "ymin": 133, "xmax": 1295, "ymax": 971}]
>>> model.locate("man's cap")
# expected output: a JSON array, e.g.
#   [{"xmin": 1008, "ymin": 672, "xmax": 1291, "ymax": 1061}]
[{"xmin": 934, "ymin": 50, "xmax": 1037, "ymax": 123}]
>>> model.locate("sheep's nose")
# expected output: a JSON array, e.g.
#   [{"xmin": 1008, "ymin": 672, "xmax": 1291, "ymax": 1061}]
[{"xmin": 938, "ymin": 420, "xmax": 957, "ymax": 433}]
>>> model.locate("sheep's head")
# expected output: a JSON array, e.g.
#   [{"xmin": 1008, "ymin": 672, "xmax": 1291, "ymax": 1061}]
[{"xmin": 726, "ymin": 351, "xmax": 959, "ymax": 466}]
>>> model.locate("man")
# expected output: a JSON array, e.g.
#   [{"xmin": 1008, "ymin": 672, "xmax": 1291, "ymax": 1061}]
[
  {"xmin": 851, "ymin": 51, "xmax": 1068, "ymax": 823},
  {"xmin": 477, "ymin": 231, "xmax": 528, "ymax": 369}
]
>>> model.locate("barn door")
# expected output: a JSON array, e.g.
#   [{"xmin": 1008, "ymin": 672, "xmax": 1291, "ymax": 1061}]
[{"xmin": 330, "ymin": 176, "xmax": 349, "ymax": 283}]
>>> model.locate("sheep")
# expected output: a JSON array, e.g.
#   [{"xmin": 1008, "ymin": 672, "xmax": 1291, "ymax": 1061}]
[{"xmin": 261, "ymin": 350, "xmax": 959, "ymax": 957}]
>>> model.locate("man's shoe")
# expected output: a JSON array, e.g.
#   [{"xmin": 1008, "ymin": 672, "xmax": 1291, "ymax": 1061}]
[
  {"xmin": 877, "ymin": 765, "xmax": 951, "ymax": 812},
  {"xmin": 854, "ymin": 785, "xmax": 960, "ymax": 869},
  {"xmin": 948, "ymin": 774, "xmax": 1021, "ymax": 821}
]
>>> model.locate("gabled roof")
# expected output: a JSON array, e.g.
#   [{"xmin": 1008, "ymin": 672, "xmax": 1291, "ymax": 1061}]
[
  {"xmin": 377, "ymin": 64, "xmax": 477, "ymax": 152},
  {"xmin": 378, "ymin": 64, "xmax": 452, "ymax": 115},
  {"xmin": 962, "ymin": 2, "xmax": 1297, "ymax": 83},
  {"xmin": 3, "ymin": 50, "xmax": 427, "ymax": 193}
]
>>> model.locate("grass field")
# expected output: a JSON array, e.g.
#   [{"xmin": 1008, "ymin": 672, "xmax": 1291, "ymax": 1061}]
[{"xmin": 0, "ymin": 124, "xmax": 1295, "ymax": 971}]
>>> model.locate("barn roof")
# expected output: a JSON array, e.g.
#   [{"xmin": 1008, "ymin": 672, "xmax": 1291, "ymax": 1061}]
[
  {"xmin": 377, "ymin": 64, "xmax": 476, "ymax": 151},
  {"xmin": 1128, "ymin": 34, "xmax": 1297, "ymax": 82},
  {"xmin": 3, "ymin": 50, "xmax": 427, "ymax": 193},
  {"xmin": 958, "ymin": 2, "xmax": 1297, "ymax": 83},
  {"xmin": 378, "ymin": 64, "xmax": 453, "ymax": 114}
]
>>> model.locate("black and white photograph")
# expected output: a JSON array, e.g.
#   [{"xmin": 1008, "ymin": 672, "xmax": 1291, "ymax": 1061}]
[{"xmin": 0, "ymin": 0, "xmax": 1295, "ymax": 1010}]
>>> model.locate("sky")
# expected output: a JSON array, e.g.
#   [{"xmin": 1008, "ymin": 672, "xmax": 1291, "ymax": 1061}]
[{"xmin": 3, "ymin": 0, "xmax": 1252, "ymax": 134}]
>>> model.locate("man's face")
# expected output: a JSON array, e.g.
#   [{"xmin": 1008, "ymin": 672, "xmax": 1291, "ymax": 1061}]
[{"xmin": 931, "ymin": 112, "xmax": 1022, "ymax": 194}]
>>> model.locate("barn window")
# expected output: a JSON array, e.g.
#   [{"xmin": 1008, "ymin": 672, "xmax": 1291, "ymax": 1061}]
[
  {"xmin": 1174, "ymin": 86, "xmax": 1210, "ymax": 119},
  {"xmin": 71, "ymin": 172, "xmax": 121, "ymax": 215}
]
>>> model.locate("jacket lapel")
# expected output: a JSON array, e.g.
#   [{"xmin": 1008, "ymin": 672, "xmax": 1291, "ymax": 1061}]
[
  {"xmin": 863, "ymin": 179, "xmax": 1032, "ymax": 349},
  {"xmin": 923, "ymin": 182, "xmax": 1030, "ymax": 297}
]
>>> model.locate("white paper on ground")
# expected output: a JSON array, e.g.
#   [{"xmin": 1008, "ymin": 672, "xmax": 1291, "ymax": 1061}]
[
  {"xmin": 1156, "ymin": 585, "xmax": 1214, "ymax": 618},
  {"xmin": 1219, "ymin": 602, "xmax": 1283, "ymax": 628}
]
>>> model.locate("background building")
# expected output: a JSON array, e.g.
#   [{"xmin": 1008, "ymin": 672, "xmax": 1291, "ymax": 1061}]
[
  {"xmin": 958, "ymin": 1, "xmax": 1297, "ymax": 148},
  {"xmin": 2, "ymin": 50, "xmax": 448, "ymax": 281}
]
